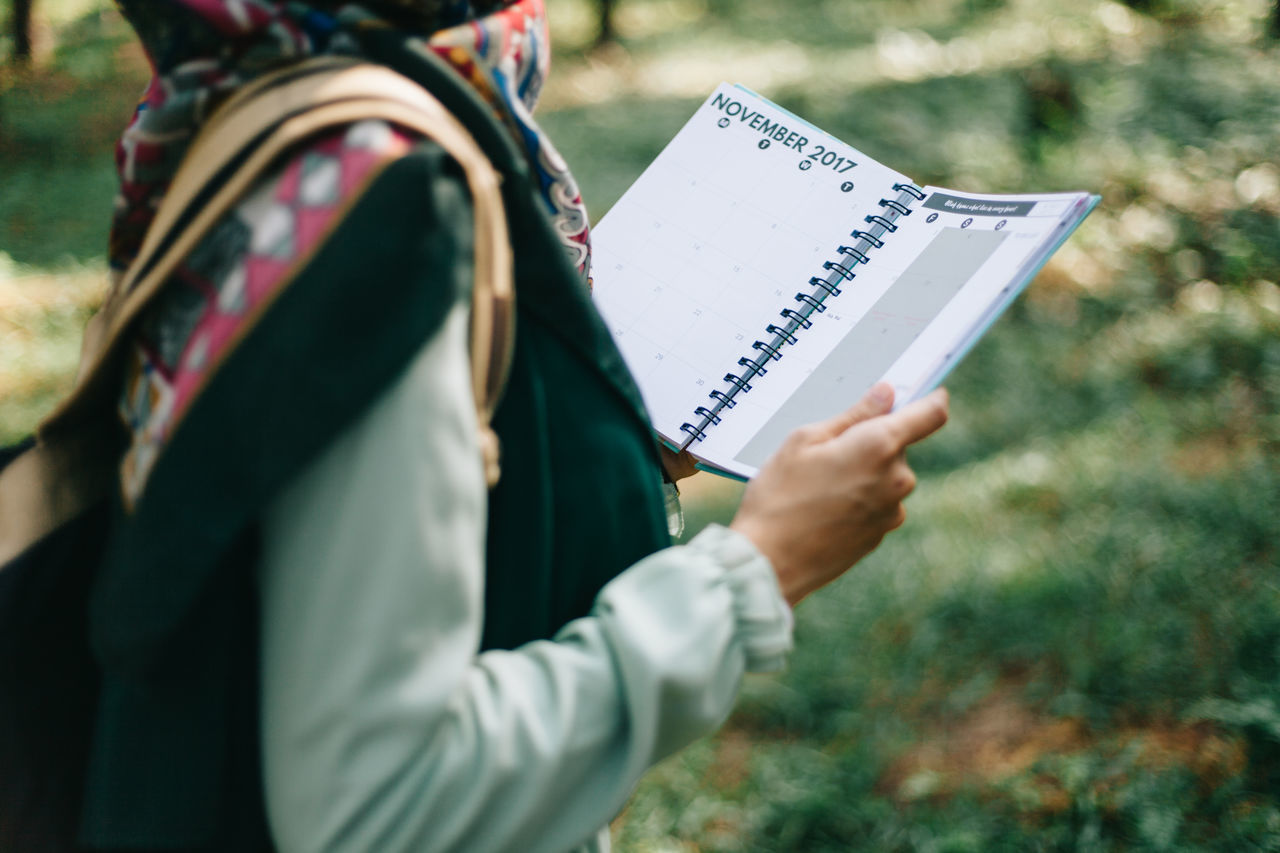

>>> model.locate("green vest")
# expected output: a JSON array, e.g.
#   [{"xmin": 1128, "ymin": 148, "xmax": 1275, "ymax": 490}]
[{"xmin": 80, "ymin": 43, "xmax": 670, "ymax": 850}]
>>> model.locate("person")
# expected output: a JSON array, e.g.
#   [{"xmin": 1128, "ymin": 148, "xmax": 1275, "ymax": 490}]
[{"xmin": 83, "ymin": 1, "xmax": 949, "ymax": 850}]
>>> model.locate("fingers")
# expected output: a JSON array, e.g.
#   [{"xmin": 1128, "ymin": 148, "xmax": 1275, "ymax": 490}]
[
  {"xmin": 888, "ymin": 455, "xmax": 917, "ymax": 500},
  {"xmin": 795, "ymin": 382, "xmax": 895, "ymax": 444},
  {"xmin": 882, "ymin": 388, "xmax": 949, "ymax": 448},
  {"xmin": 823, "ymin": 388, "xmax": 948, "ymax": 463},
  {"xmin": 658, "ymin": 444, "xmax": 700, "ymax": 482}
]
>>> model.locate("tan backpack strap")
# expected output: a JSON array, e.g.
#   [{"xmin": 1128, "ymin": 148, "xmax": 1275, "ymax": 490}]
[
  {"xmin": 46, "ymin": 58, "xmax": 514, "ymax": 447},
  {"xmin": 0, "ymin": 430, "xmax": 121, "ymax": 567},
  {"xmin": 2, "ymin": 59, "xmax": 514, "ymax": 564}
]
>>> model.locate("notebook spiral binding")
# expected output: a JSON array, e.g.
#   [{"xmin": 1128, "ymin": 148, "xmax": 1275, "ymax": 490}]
[{"xmin": 679, "ymin": 182, "xmax": 926, "ymax": 449}]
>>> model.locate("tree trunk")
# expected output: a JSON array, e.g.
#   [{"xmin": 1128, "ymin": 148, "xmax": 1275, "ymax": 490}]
[
  {"xmin": 595, "ymin": 0, "xmax": 617, "ymax": 46},
  {"xmin": 12, "ymin": 0, "xmax": 34, "ymax": 64}
]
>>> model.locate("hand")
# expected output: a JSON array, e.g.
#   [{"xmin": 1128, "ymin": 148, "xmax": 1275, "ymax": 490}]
[
  {"xmin": 729, "ymin": 383, "xmax": 949, "ymax": 607},
  {"xmin": 658, "ymin": 443, "xmax": 700, "ymax": 483}
]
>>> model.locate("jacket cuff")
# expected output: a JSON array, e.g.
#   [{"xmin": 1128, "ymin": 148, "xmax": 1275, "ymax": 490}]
[{"xmin": 685, "ymin": 523, "xmax": 793, "ymax": 673}]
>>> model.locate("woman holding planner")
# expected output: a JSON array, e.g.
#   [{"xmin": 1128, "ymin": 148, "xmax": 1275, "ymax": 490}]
[{"xmin": 49, "ymin": 1, "xmax": 947, "ymax": 849}]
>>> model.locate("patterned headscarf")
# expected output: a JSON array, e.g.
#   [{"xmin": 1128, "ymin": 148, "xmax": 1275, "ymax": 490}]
[{"xmin": 109, "ymin": 0, "xmax": 591, "ymax": 275}]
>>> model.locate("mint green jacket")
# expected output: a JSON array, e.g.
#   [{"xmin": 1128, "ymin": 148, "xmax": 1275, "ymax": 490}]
[{"xmin": 257, "ymin": 280, "xmax": 793, "ymax": 853}]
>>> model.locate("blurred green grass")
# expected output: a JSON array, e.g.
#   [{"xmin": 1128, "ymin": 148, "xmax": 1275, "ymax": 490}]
[{"xmin": 3, "ymin": 0, "xmax": 1280, "ymax": 849}]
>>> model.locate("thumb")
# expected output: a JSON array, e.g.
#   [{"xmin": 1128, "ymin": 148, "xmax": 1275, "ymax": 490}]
[{"xmin": 804, "ymin": 382, "xmax": 895, "ymax": 442}]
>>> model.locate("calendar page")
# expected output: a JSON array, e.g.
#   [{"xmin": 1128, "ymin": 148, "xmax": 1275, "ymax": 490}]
[{"xmin": 590, "ymin": 84, "xmax": 909, "ymax": 446}]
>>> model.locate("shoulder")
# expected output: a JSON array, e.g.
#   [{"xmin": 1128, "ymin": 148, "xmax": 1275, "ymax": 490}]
[{"xmin": 118, "ymin": 120, "xmax": 476, "ymax": 504}]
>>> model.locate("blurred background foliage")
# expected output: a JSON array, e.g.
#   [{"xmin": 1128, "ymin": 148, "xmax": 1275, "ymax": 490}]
[{"xmin": 3, "ymin": 0, "xmax": 1279, "ymax": 849}]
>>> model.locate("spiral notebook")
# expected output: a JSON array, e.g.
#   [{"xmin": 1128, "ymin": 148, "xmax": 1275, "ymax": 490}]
[{"xmin": 591, "ymin": 83, "xmax": 1099, "ymax": 480}]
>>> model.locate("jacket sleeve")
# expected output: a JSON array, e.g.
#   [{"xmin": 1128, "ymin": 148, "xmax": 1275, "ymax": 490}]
[{"xmin": 255, "ymin": 190, "xmax": 792, "ymax": 853}]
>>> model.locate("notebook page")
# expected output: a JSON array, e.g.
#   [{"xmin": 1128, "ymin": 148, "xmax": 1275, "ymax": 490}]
[
  {"xmin": 693, "ymin": 188, "xmax": 1094, "ymax": 477},
  {"xmin": 591, "ymin": 84, "xmax": 909, "ymax": 447}
]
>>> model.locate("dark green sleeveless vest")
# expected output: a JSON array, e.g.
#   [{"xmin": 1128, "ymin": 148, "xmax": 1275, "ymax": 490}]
[{"xmin": 78, "ymin": 42, "xmax": 671, "ymax": 850}]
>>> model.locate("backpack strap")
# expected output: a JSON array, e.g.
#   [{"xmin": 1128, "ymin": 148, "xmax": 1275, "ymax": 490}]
[{"xmin": 0, "ymin": 57, "xmax": 514, "ymax": 565}]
